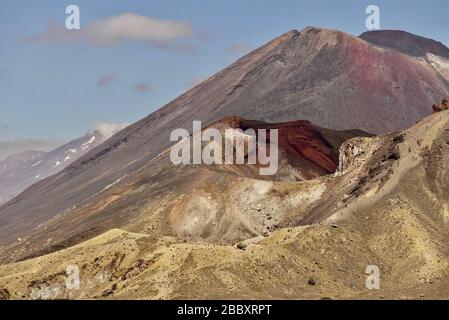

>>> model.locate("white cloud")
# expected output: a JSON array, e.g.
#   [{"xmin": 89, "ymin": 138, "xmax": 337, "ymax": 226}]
[
  {"xmin": 27, "ymin": 13, "xmax": 194, "ymax": 48},
  {"xmin": 26, "ymin": 20, "xmax": 83, "ymax": 43},
  {"xmin": 92, "ymin": 122, "xmax": 130, "ymax": 140},
  {"xmin": 88, "ymin": 13, "xmax": 193, "ymax": 45}
]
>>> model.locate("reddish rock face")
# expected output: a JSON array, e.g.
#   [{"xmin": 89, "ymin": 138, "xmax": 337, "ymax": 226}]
[
  {"xmin": 240, "ymin": 119, "xmax": 341, "ymax": 174},
  {"xmin": 209, "ymin": 116, "xmax": 370, "ymax": 178},
  {"xmin": 276, "ymin": 122, "xmax": 339, "ymax": 173},
  {"xmin": 432, "ymin": 99, "xmax": 449, "ymax": 113}
]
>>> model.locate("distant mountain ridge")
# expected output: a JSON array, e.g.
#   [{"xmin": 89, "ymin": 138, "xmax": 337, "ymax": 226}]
[
  {"xmin": 360, "ymin": 30, "xmax": 449, "ymax": 58},
  {"xmin": 0, "ymin": 132, "xmax": 103, "ymax": 205},
  {"xmin": 0, "ymin": 139, "xmax": 65, "ymax": 162}
]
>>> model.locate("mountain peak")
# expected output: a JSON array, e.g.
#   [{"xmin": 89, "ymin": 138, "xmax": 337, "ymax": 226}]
[
  {"xmin": 300, "ymin": 26, "xmax": 352, "ymax": 36},
  {"xmin": 360, "ymin": 29, "xmax": 449, "ymax": 58},
  {"xmin": 301, "ymin": 26, "xmax": 331, "ymax": 32},
  {"xmin": 285, "ymin": 28, "xmax": 300, "ymax": 35},
  {"xmin": 276, "ymin": 27, "xmax": 345, "ymax": 44}
]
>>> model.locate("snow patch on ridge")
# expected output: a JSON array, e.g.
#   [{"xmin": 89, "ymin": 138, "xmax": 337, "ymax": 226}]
[
  {"xmin": 81, "ymin": 136, "xmax": 96, "ymax": 150},
  {"xmin": 32, "ymin": 160, "xmax": 43, "ymax": 167}
]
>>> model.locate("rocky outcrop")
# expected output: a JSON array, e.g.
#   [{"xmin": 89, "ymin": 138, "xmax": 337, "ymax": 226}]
[
  {"xmin": 335, "ymin": 136, "xmax": 382, "ymax": 175},
  {"xmin": 0, "ymin": 288, "xmax": 10, "ymax": 300},
  {"xmin": 432, "ymin": 99, "xmax": 449, "ymax": 113}
]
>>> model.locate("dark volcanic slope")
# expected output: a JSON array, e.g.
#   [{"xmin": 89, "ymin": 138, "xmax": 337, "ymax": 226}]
[
  {"xmin": 360, "ymin": 30, "xmax": 449, "ymax": 58},
  {"xmin": 1, "ymin": 27, "xmax": 449, "ymax": 247}
]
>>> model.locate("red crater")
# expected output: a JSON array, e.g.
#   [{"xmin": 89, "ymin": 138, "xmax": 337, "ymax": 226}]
[{"xmin": 209, "ymin": 116, "xmax": 370, "ymax": 179}]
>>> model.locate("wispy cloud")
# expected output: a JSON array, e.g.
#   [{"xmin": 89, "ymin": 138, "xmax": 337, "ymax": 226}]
[
  {"xmin": 27, "ymin": 13, "xmax": 195, "ymax": 51},
  {"xmin": 26, "ymin": 20, "xmax": 83, "ymax": 43},
  {"xmin": 134, "ymin": 82, "xmax": 151, "ymax": 93},
  {"xmin": 227, "ymin": 43, "xmax": 253, "ymax": 55},
  {"xmin": 88, "ymin": 13, "xmax": 193, "ymax": 45},
  {"xmin": 96, "ymin": 73, "xmax": 117, "ymax": 87},
  {"xmin": 92, "ymin": 122, "xmax": 130, "ymax": 139}
]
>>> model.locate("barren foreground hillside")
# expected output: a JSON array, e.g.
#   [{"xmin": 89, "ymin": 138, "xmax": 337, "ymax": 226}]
[{"xmin": 1, "ymin": 110, "xmax": 449, "ymax": 300}]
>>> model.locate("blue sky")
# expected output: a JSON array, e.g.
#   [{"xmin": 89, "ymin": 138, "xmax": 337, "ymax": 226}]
[{"xmin": 1, "ymin": 0, "xmax": 448, "ymax": 141}]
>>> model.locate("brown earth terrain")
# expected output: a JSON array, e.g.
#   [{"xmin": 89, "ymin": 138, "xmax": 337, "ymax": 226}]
[
  {"xmin": 0, "ymin": 117, "xmax": 368, "ymax": 261},
  {"xmin": 1, "ymin": 27, "xmax": 449, "ymax": 300},
  {"xmin": 0, "ymin": 110, "xmax": 449, "ymax": 300}
]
